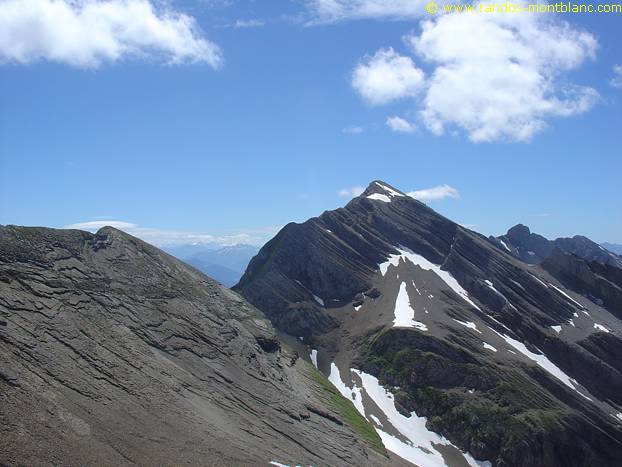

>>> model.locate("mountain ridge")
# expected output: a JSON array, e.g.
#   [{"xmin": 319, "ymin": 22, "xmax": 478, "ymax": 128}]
[
  {"xmin": 235, "ymin": 180, "xmax": 622, "ymax": 467},
  {"xmin": 0, "ymin": 224, "xmax": 395, "ymax": 466}
]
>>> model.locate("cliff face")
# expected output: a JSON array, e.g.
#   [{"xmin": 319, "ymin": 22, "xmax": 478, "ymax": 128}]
[
  {"xmin": 0, "ymin": 225, "xmax": 391, "ymax": 467},
  {"xmin": 235, "ymin": 181, "xmax": 622, "ymax": 467}
]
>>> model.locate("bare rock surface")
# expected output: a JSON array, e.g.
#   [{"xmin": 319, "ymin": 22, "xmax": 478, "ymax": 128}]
[{"xmin": 0, "ymin": 225, "xmax": 390, "ymax": 466}]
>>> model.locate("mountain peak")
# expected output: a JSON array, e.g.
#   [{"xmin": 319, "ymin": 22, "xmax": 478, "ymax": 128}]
[
  {"xmin": 361, "ymin": 180, "xmax": 406, "ymax": 200},
  {"xmin": 507, "ymin": 223, "xmax": 531, "ymax": 239}
]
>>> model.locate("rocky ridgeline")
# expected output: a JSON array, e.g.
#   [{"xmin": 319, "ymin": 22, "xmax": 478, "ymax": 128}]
[{"xmin": 0, "ymin": 225, "xmax": 393, "ymax": 466}]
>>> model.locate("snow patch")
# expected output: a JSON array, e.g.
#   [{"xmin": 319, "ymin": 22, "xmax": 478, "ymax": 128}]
[
  {"xmin": 324, "ymin": 361, "xmax": 491, "ymax": 467},
  {"xmin": 375, "ymin": 182, "xmax": 404, "ymax": 198},
  {"xmin": 483, "ymin": 342, "xmax": 497, "ymax": 352},
  {"xmin": 531, "ymin": 274, "xmax": 549, "ymax": 288},
  {"xmin": 354, "ymin": 304, "xmax": 362, "ymax": 311},
  {"xmin": 353, "ymin": 370, "xmax": 489, "ymax": 467},
  {"xmin": 313, "ymin": 295, "xmax": 324, "ymax": 306},
  {"xmin": 490, "ymin": 328, "xmax": 591, "ymax": 400},
  {"xmin": 551, "ymin": 325, "xmax": 562, "ymax": 334},
  {"xmin": 367, "ymin": 193, "xmax": 391, "ymax": 203},
  {"xmin": 379, "ymin": 246, "xmax": 480, "ymax": 311},
  {"xmin": 328, "ymin": 363, "xmax": 365, "ymax": 415},
  {"xmin": 393, "ymin": 282, "xmax": 428, "ymax": 331},
  {"xmin": 484, "ymin": 280, "xmax": 502, "ymax": 296},
  {"xmin": 499, "ymin": 239, "xmax": 511, "ymax": 252},
  {"xmin": 594, "ymin": 323, "xmax": 611, "ymax": 333},
  {"xmin": 453, "ymin": 319, "xmax": 482, "ymax": 334},
  {"xmin": 310, "ymin": 349, "xmax": 318, "ymax": 368},
  {"xmin": 548, "ymin": 284, "xmax": 585, "ymax": 309}
]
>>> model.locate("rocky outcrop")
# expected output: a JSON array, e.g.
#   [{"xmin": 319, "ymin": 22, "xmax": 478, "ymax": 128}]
[{"xmin": 0, "ymin": 225, "xmax": 390, "ymax": 466}]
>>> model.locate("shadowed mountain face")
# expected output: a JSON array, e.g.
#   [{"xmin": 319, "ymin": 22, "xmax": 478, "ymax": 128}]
[
  {"xmin": 0, "ymin": 226, "xmax": 394, "ymax": 467},
  {"xmin": 235, "ymin": 181, "xmax": 622, "ymax": 467}
]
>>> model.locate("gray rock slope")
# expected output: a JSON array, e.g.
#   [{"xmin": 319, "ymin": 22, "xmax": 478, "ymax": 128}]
[
  {"xmin": 235, "ymin": 181, "xmax": 622, "ymax": 467},
  {"xmin": 0, "ymin": 225, "xmax": 393, "ymax": 467}
]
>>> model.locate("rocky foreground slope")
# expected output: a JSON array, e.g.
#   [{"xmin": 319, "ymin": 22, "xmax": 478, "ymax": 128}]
[
  {"xmin": 0, "ymin": 226, "xmax": 396, "ymax": 466},
  {"xmin": 235, "ymin": 181, "xmax": 622, "ymax": 467}
]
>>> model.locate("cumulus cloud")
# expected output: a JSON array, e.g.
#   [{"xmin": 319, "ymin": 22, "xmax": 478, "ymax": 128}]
[
  {"xmin": 0, "ymin": 0, "xmax": 223, "ymax": 68},
  {"xmin": 611, "ymin": 65, "xmax": 622, "ymax": 89},
  {"xmin": 406, "ymin": 11, "xmax": 599, "ymax": 142},
  {"xmin": 338, "ymin": 186, "xmax": 365, "ymax": 197},
  {"xmin": 63, "ymin": 220, "xmax": 276, "ymax": 246},
  {"xmin": 348, "ymin": 7, "xmax": 599, "ymax": 142},
  {"xmin": 305, "ymin": 0, "xmax": 424, "ymax": 23},
  {"xmin": 408, "ymin": 185, "xmax": 459, "ymax": 201},
  {"xmin": 386, "ymin": 115, "xmax": 416, "ymax": 133},
  {"xmin": 352, "ymin": 48, "xmax": 425, "ymax": 105}
]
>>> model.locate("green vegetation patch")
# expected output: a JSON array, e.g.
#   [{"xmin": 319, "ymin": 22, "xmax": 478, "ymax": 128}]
[{"xmin": 308, "ymin": 365, "xmax": 386, "ymax": 455}]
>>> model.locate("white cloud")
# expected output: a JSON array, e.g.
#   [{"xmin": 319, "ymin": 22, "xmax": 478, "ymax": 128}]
[
  {"xmin": 305, "ymin": 0, "xmax": 424, "ymax": 23},
  {"xmin": 351, "ymin": 48, "xmax": 425, "ymax": 105},
  {"xmin": 342, "ymin": 125, "xmax": 364, "ymax": 134},
  {"xmin": 611, "ymin": 65, "xmax": 622, "ymax": 89},
  {"xmin": 338, "ymin": 186, "xmax": 365, "ymax": 198},
  {"xmin": 347, "ymin": 7, "xmax": 599, "ymax": 142},
  {"xmin": 0, "ymin": 0, "xmax": 222, "ymax": 68},
  {"xmin": 63, "ymin": 220, "xmax": 277, "ymax": 246},
  {"xmin": 233, "ymin": 19, "xmax": 264, "ymax": 28},
  {"xmin": 407, "ymin": 185, "xmax": 459, "ymax": 201},
  {"xmin": 405, "ymin": 11, "xmax": 599, "ymax": 142},
  {"xmin": 386, "ymin": 115, "xmax": 416, "ymax": 133},
  {"xmin": 65, "ymin": 220, "xmax": 138, "ymax": 230}
]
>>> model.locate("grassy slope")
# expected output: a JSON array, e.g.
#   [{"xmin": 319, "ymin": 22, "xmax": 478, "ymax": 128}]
[{"xmin": 307, "ymin": 365, "xmax": 386, "ymax": 455}]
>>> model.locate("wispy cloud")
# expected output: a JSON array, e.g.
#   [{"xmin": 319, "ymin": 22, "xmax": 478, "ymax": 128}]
[
  {"xmin": 338, "ymin": 186, "xmax": 365, "ymax": 198},
  {"xmin": 0, "ymin": 0, "xmax": 222, "ymax": 68},
  {"xmin": 233, "ymin": 19, "xmax": 265, "ymax": 28},
  {"xmin": 408, "ymin": 185, "xmax": 459, "ymax": 201},
  {"xmin": 63, "ymin": 220, "xmax": 278, "ymax": 247},
  {"xmin": 611, "ymin": 65, "xmax": 622, "ymax": 89},
  {"xmin": 342, "ymin": 125, "xmax": 364, "ymax": 134},
  {"xmin": 386, "ymin": 115, "xmax": 416, "ymax": 133},
  {"xmin": 65, "ymin": 221, "xmax": 138, "ymax": 231},
  {"xmin": 305, "ymin": 0, "xmax": 424, "ymax": 24}
]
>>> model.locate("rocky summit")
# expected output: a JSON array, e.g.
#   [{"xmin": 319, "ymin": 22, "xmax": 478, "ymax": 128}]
[
  {"xmin": 235, "ymin": 181, "xmax": 622, "ymax": 467},
  {"xmin": 0, "ymin": 225, "xmax": 398, "ymax": 467}
]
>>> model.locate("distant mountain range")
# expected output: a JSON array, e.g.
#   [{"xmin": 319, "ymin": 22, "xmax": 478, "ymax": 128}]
[
  {"xmin": 490, "ymin": 224, "xmax": 622, "ymax": 269},
  {"xmin": 164, "ymin": 244, "xmax": 259, "ymax": 287},
  {"xmin": 602, "ymin": 242, "xmax": 622, "ymax": 255}
]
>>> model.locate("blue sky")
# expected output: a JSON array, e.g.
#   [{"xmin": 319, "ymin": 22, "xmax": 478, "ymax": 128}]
[{"xmin": 0, "ymin": 0, "xmax": 620, "ymax": 246}]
